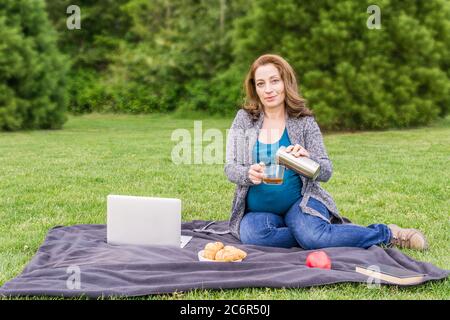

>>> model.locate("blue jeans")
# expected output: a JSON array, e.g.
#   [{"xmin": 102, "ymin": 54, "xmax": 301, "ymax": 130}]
[{"xmin": 239, "ymin": 197, "xmax": 392, "ymax": 249}]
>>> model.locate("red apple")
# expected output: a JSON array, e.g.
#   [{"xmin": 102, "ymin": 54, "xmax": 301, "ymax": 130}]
[{"xmin": 305, "ymin": 251, "xmax": 332, "ymax": 270}]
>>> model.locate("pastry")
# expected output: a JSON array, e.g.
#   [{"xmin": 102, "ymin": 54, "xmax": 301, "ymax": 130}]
[
  {"xmin": 201, "ymin": 242, "xmax": 247, "ymax": 262},
  {"xmin": 202, "ymin": 242, "xmax": 224, "ymax": 260},
  {"xmin": 215, "ymin": 245, "xmax": 247, "ymax": 262}
]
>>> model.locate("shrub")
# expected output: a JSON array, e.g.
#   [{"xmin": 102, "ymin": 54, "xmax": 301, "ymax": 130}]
[
  {"xmin": 229, "ymin": 0, "xmax": 450, "ymax": 129},
  {"xmin": 0, "ymin": 0, "xmax": 68, "ymax": 131}
]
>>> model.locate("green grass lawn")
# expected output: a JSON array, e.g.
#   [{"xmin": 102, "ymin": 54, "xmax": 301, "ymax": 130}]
[{"xmin": 0, "ymin": 113, "xmax": 449, "ymax": 300}]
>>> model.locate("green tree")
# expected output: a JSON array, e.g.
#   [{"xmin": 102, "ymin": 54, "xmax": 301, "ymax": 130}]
[
  {"xmin": 230, "ymin": 0, "xmax": 450, "ymax": 129},
  {"xmin": 106, "ymin": 0, "xmax": 250, "ymax": 114},
  {"xmin": 0, "ymin": 0, "xmax": 69, "ymax": 131},
  {"xmin": 40, "ymin": 0, "xmax": 449, "ymax": 130},
  {"xmin": 46, "ymin": 0, "xmax": 132, "ymax": 70},
  {"xmin": 45, "ymin": 0, "xmax": 132, "ymax": 113}
]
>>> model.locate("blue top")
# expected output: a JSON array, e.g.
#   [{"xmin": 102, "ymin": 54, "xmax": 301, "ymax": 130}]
[{"xmin": 246, "ymin": 127, "xmax": 303, "ymax": 215}]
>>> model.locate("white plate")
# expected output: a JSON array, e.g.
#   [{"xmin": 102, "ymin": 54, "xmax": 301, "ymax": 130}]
[{"xmin": 197, "ymin": 250, "xmax": 242, "ymax": 262}]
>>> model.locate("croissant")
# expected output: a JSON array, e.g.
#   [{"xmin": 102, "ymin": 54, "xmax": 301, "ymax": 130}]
[
  {"xmin": 202, "ymin": 242, "xmax": 224, "ymax": 260},
  {"xmin": 205, "ymin": 241, "xmax": 224, "ymax": 252},
  {"xmin": 215, "ymin": 246, "xmax": 247, "ymax": 262},
  {"xmin": 224, "ymin": 246, "xmax": 247, "ymax": 260},
  {"xmin": 201, "ymin": 242, "xmax": 247, "ymax": 261}
]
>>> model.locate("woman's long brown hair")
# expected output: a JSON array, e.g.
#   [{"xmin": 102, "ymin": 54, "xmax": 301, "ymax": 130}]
[{"xmin": 242, "ymin": 54, "xmax": 313, "ymax": 120}]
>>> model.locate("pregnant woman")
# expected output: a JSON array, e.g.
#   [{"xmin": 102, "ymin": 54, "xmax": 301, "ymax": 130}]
[{"xmin": 224, "ymin": 54, "xmax": 428, "ymax": 251}]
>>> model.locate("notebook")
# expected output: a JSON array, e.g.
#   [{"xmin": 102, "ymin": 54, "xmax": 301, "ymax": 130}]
[{"xmin": 355, "ymin": 264, "xmax": 426, "ymax": 285}]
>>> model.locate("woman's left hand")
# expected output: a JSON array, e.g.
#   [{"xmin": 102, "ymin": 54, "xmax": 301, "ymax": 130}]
[{"xmin": 285, "ymin": 144, "xmax": 310, "ymax": 158}]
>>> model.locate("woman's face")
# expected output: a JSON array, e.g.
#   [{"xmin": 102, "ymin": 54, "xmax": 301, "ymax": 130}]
[{"xmin": 254, "ymin": 63, "xmax": 285, "ymax": 111}]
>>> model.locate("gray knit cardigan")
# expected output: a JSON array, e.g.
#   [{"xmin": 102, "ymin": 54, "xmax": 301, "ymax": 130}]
[{"xmin": 224, "ymin": 109, "xmax": 347, "ymax": 240}]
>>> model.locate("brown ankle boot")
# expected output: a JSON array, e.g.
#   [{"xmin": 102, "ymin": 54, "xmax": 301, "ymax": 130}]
[{"xmin": 388, "ymin": 224, "xmax": 429, "ymax": 250}]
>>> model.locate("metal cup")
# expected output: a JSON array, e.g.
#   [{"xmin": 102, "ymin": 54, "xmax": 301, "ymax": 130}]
[{"xmin": 275, "ymin": 146, "xmax": 320, "ymax": 180}]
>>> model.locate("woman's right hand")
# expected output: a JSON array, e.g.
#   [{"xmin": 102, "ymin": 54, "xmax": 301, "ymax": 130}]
[{"xmin": 248, "ymin": 162, "xmax": 265, "ymax": 185}]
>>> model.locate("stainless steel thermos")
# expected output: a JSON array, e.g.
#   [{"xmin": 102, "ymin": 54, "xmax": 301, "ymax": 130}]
[{"xmin": 275, "ymin": 146, "xmax": 321, "ymax": 180}]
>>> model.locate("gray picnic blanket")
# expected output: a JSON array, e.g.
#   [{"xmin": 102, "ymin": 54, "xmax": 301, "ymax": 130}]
[{"xmin": 0, "ymin": 220, "xmax": 448, "ymax": 298}]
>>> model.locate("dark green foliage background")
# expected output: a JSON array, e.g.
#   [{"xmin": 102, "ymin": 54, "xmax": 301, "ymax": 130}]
[
  {"xmin": 1, "ymin": 0, "xmax": 449, "ymax": 130},
  {"xmin": 0, "ymin": 0, "xmax": 68, "ymax": 130}
]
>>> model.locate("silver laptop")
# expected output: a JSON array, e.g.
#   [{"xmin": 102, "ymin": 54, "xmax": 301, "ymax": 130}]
[{"xmin": 107, "ymin": 195, "xmax": 181, "ymax": 247}]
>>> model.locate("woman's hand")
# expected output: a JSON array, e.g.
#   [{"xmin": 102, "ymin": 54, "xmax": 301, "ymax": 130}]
[
  {"xmin": 248, "ymin": 162, "xmax": 265, "ymax": 185},
  {"xmin": 285, "ymin": 144, "xmax": 310, "ymax": 158}
]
